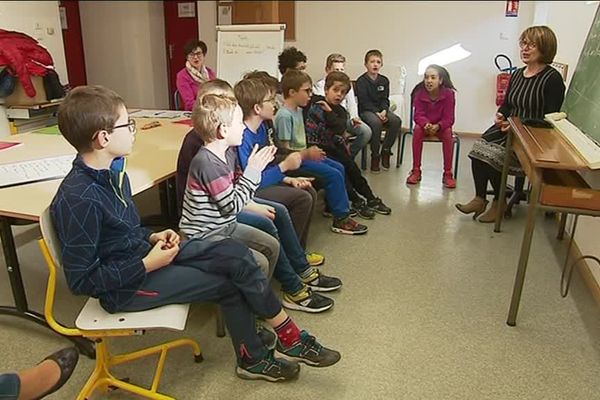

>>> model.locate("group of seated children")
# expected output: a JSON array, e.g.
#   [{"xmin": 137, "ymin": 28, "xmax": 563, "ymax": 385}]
[
  {"xmin": 48, "ymin": 47, "xmax": 458, "ymax": 384},
  {"xmin": 52, "ymin": 85, "xmax": 341, "ymax": 383},
  {"xmin": 282, "ymin": 47, "xmax": 458, "ymax": 187}
]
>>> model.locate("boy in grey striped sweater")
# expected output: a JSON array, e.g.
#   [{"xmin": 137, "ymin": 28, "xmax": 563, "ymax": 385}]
[
  {"xmin": 179, "ymin": 94, "xmax": 276, "ymax": 240},
  {"xmin": 178, "ymin": 93, "xmax": 342, "ymax": 378},
  {"xmin": 180, "ymin": 89, "xmax": 342, "ymax": 314}
]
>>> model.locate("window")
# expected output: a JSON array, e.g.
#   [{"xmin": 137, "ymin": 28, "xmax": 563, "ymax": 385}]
[{"xmin": 417, "ymin": 44, "xmax": 472, "ymax": 75}]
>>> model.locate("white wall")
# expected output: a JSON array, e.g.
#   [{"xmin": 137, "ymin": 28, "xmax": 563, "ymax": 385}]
[
  {"xmin": 79, "ymin": 1, "xmax": 169, "ymax": 109},
  {"xmin": 198, "ymin": 1, "xmax": 218, "ymax": 71},
  {"xmin": 535, "ymin": 0, "xmax": 599, "ymax": 87},
  {"xmin": 0, "ymin": 1, "xmax": 67, "ymax": 137}
]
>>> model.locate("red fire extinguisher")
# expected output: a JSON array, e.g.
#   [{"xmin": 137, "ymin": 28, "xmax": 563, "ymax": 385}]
[{"xmin": 495, "ymin": 54, "xmax": 516, "ymax": 107}]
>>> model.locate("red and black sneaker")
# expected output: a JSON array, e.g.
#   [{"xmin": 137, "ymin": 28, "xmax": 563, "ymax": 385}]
[{"xmin": 331, "ymin": 216, "xmax": 368, "ymax": 235}]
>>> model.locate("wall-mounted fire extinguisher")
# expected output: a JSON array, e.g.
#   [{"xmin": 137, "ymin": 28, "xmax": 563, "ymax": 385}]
[
  {"xmin": 506, "ymin": 0, "xmax": 519, "ymax": 17},
  {"xmin": 495, "ymin": 54, "xmax": 517, "ymax": 107}
]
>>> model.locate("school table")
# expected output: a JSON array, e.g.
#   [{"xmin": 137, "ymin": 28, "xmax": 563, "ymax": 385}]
[
  {"xmin": 0, "ymin": 118, "xmax": 192, "ymax": 356},
  {"xmin": 494, "ymin": 117, "xmax": 600, "ymax": 326}
]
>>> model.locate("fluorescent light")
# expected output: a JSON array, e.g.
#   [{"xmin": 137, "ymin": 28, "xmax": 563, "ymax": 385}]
[
  {"xmin": 586, "ymin": 1, "xmax": 599, "ymax": 4},
  {"xmin": 417, "ymin": 44, "xmax": 472, "ymax": 75}
]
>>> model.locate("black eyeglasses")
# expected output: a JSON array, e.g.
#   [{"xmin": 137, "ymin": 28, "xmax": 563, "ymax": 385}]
[
  {"xmin": 262, "ymin": 96, "xmax": 277, "ymax": 105},
  {"xmin": 113, "ymin": 118, "xmax": 137, "ymax": 133},
  {"xmin": 92, "ymin": 119, "xmax": 136, "ymax": 140}
]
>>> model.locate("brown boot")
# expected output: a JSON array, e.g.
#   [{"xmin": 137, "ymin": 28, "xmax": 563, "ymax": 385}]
[
  {"xmin": 370, "ymin": 155, "xmax": 381, "ymax": 173},
  {"xmin": 381, "ymin": 149, "xmax": 391, "ymax": 170},
  {"xmin": 455, "ymin": 197, "xmax": 488, "ymax": 220},
  {"xmin": 478, "ymin": 199, "xmax": 506, "ymax": 223}
]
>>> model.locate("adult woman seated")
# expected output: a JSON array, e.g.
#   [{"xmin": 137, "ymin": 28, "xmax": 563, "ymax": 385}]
[
  {"xmin": 176, "ymin": 39, "xmax": 217, "ymax": 111},
  {"xmin": 456, "ymin": 25, "xmax": 565, "ymax": 223}
]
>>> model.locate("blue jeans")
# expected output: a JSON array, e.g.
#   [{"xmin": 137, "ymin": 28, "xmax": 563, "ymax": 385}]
[
  {"xmin": 0, "ymin": 373, "xmax": 19, "ymax": 399},
  {"xmin": 237, "ymin": 199, "xmax": 310, "ymax": 295},
  {"xmin": 299, "ymin": 157, "xmax": 350, "ymax": 218},
  {"xmin": 121, "ymin": 238, "xmax": 281, "ymax": 363},
  {"xmin": 346, "ymin": 117, "xmax": 372, "ymax": 159}
]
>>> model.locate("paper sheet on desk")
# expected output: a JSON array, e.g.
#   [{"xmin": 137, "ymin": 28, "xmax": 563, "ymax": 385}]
[
  {"xmin": 0, "ymin": 155, "xmax": 75, "ymax": 188},
  {"xmin": 129, "ymin": 110, "xmax": 190, "ymax": 119},
  {"xmin": 0, "ymin": 141, "xmax": 22, "ymax": 151},
  {"xmin": 31, "ymin": 125, "xmax": 62, "ymax": 135}
]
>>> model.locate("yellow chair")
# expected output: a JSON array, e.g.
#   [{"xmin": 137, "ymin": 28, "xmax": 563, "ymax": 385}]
[{"xmin": 38, "ymin": 207, "xmax": 203, "ymax": 400}]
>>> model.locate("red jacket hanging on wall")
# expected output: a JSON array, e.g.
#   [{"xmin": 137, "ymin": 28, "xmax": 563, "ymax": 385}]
[{"xmin": 0, "ymin": 29, "xmax": 54, "ymax": 97}]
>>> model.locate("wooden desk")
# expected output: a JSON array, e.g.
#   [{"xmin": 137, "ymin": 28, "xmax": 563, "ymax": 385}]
[
  {"xmin": 495, "ymin": 117, "xmax": 600, "ymax": 326},
  {"xmin": 0, "ymin": 118, "xmax": 192, "ymax": 354}
]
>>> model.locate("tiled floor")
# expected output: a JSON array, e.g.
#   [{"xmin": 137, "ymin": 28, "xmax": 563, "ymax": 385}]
[{"xmin": 1, "ymin": 137, "xmax": 599, "ymax": 399}]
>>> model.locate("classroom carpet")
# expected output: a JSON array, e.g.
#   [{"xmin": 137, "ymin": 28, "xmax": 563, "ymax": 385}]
[{"xmin": 1, "ymin": 137, "xmax": 599, "ymax": 400}]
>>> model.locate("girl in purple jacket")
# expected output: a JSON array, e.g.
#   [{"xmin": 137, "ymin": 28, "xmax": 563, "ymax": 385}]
[{"xmin": 407, "ymin": 65, "xmax": 457, "ymax": 188}]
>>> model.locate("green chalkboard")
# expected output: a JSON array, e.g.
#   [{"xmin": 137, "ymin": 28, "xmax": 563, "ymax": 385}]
[{"xmin": 563, "ymin": 6, "xmax": 600, "ymax": 144}]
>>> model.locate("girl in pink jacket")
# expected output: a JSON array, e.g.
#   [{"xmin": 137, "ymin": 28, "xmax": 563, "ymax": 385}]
[{"xmin": 407, "ymin": 65, "xmax": 457, "ymax": 188}]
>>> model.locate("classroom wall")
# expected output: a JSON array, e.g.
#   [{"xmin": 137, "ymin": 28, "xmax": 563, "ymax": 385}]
[
  {"xmin": 79, "ymin": 1, "xmax": 169, "ymax": 109},
  {"xmin": 291, "ymin": 1, "xmax": 536, "ymax": 133},
  {"xmin": 198, "ymin": 0, "xmax": 218, "ymax": 72},
  {"xmin": 0, "ymin": 1, "xmax": 67, "ymax": 137},
  {"xmin": 534, "ymin": 0, "xmax": 599, "ymax": 87}
]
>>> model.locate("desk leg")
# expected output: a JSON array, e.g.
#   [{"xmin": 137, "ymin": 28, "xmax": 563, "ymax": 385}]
[
  {"xmin": 0, "ymin": 217, "xmax": 29, "ymax": 312},
  {"xmin": 158, "ymin": 178, "xmax": 178, "ymax": 228},
  {"xmin": 557, "ymin": 213, "xmax": 568, "ymax": 240},
  {"xmin": 495, "ymin": 130, "xmax": 513, "ymax": 233},
  {"xmin": 0, "ymin": 217, "xmax": 96, "ymax": 359},
  {"xmin": 506, "ymin": 174, "xmax": 542, "ymax": 326}
]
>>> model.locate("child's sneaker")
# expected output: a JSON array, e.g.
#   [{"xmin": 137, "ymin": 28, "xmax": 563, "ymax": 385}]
[
  {"xmin": 301, "ymin": 269, "xmax": 342, "ymax": 292},
  {"xmin": 236, "ymin": 349, "xmax": 300, "ymax": 382},
  {"xmin": 443, "ymin": 172, "xmax": 456, "ymax": 189},
  {"xmin": 306, "ymin": 251, "xmax": 325, "ymax": 267},
  {"xmin": 352, "ymin": 200, "xmax": 375, "ymax": 219},
  {"xmin": 367, "ymin": 198, "xmax": 392, "ymax": 215},
  {"xmin": 323, "ymin": 208, "xmax": 358, "ymax": 218},
  {"xmin": 331, "ymin": 216, "xmax": 368, "ymax": 235},
  {"xmin": 281, "ymin": 287, "xmax": 334, "ymax": 313},
  {"xmin": 406, "ymin": 169, "xmax": 422, "ymax": 185},
  {"xmin": 275, "ymin": 330, "xmax": 341, "ymax": 367}
]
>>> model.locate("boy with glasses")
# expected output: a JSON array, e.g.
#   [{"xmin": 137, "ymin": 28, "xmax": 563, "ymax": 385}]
[{"xmin": 274, "ymin": 70, "xmax": 368, "ymax": 235}]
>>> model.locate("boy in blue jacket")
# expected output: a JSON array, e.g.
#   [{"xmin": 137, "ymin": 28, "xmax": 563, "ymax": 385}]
[{"xmin": 50, "ymin": 85, "xmax": 340, "ymax": 383}]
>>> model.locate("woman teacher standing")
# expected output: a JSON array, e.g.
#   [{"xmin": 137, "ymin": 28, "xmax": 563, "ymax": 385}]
[{"xmin": 456, "ymin": 26, "xmax": 565, "ymax": 223}]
